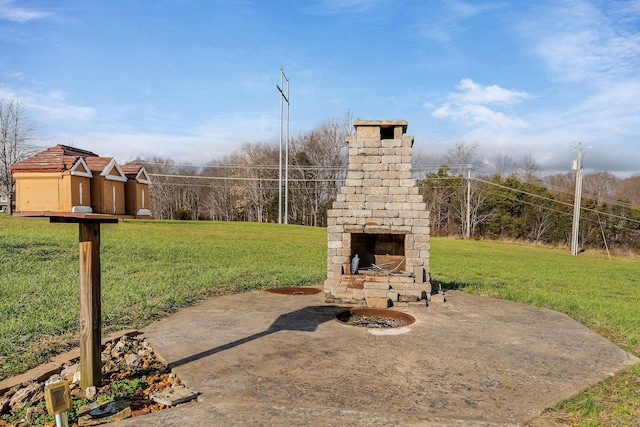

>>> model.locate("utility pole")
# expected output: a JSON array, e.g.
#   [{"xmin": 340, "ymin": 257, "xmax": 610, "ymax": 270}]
[
  {"xmin": 571, "ymin": 142, "xmax": 584, "ymax": 256},
  {"xmin": 277, "ymin": 68, "xmax": 290, "ymax": 224},
  {"xmin": 465, "ymin": 164, "xmax": 471, "ymax": 239}
]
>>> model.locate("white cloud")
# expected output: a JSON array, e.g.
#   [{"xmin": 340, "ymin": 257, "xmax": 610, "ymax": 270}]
[
  {"xmin": 434, "ymin": 103, "xmax": 529, "ymax": 129},
  {"xmin": 510, "ymin": 0, "xmax": 640, "ymax": 173},
  {"xmin": 0, "ymin": 0, "xmax": 52, "ymax": 22},
  {"xmin": 431, "ymin": 79, "xmax": 529, "ymax": 129},
  {"xmin": 0, "ymin": 87, "xmax": 94, "ymax": 123},
  {"xmin": 572, "ymin": 81, "xmax": 640, "ymax": 135},
  {"xmin": 454, "ymin": 78, "xmax": 528, "ymax": 105},
  {"xmin": 22, "ymin": 91, "xmax": 96, "ymax": 122},
  {"xmin": 419, "ymin": 1, "xmax": 507, "ymax": 42},
  {"xmin": 521, "ymin": 0, "xmax": 640, "ymax": 84},
  {"xmin": 45, "ymin": 112, "xmax": 280, "ymax": 166}
]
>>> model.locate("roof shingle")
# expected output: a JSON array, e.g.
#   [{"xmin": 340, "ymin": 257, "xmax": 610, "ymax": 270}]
[{"xmin": 10, "ymin": 144, "xmax": 99, "ymax": 173}]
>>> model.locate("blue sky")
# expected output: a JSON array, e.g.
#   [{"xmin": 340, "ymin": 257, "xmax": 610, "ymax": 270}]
[{"xmin": 1, "ymin": 0, "xmax": 639, "ymax": 176}]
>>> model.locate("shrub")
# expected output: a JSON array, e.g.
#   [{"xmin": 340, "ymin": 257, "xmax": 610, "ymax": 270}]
[{"xmin": 172, "ymin": 209, "xmax": 192, "ymax": 220}]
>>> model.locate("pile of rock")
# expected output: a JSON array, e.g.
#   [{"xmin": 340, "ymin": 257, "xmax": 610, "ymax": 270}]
[
  {"xmin": 343, "ymin": 314, "xmax": 409, "ymax": 328},
  {"xmin": 0, "ymin": 334, "xmax": 197, "ymax": 426}
]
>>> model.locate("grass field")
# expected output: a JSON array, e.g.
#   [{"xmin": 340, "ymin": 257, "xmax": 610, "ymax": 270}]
[
  {"xmin": 1, "ymin": 215, "xmax": 639, "ymax": 425},
  {"xmin": 0, "ymin": 216, "xmax": 327, "ymax": 379}
]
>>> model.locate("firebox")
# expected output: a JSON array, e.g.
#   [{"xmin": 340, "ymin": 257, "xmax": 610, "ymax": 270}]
[
  {"xmin": 324, "ymin": 120, "xmax": 431, "ymax": 308},
  {"xmin": 350, "ymin": 233, "xmax": 405, "ymax": 269}
]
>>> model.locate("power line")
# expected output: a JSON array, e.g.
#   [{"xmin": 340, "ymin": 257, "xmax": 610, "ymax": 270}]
[
  {"xmin": 473, "ymin": 177, "xmax": 640, "ymax": 227},
  {"xmin": 491, "ymin": 189, "xmax": 640, "ymax": 237},
  {"xmin": 148, "ymin": 166, "xmax": 640, "ymax": 229},
  {"xmin": 149, "ymin": 173, "xmax": 344, "ymax": 183}
]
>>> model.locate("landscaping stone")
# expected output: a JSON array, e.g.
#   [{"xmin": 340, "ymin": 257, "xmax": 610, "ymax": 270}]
[
  {"xmin": 365, "ymin": 296, "xmax": 390, "ymax": 308},
  {"xmin": 78, "ymin": 400, "xmax": 132, "ymax": 426},
  {"xmin": 85, "ymin": 386, "xmax": 98, "ymax": 401},
  {"xmin": 0, "ymin": 334, "xmax": 196, "ymax": 426},
  {"xmin": 398, "ymin": 294, "xmax": 419, "ymax": 302},
  {"xmin": 8, "ymin": 382, "xmax": 41, "ymax": 410},
  {"xmin": 124, "ymin": 354, "xmax": 141, "ymax": 367},
  {"xmin": 149, "ymin": 386, "xmax": 198, "ymax": 406},
  {"xmin": 60, "ymin": 363, "xmax": 79, "ymax": 381}
]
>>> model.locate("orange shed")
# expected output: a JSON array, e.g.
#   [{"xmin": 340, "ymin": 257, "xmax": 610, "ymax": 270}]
[
  {"xmin": 121, "ymin": 164, "xmax": 152, "ymax": 216},
  {"xmin": 85, "ymin": 157, "xmax": 128, "ymax": 215},
  {"xmin": 9, "ymin": 145, "xmax": 96, "ymax": 213}
]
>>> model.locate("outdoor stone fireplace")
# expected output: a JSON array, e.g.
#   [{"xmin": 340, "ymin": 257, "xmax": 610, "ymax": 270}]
[{"xmin": 324, "ymin": 120, "xmax": 431, "ymax": 308}]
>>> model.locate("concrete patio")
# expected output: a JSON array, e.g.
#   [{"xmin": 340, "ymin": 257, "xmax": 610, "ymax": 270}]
[{"xmin": 114, "ymin": 287, "xmax": 639, "ymax": 426}]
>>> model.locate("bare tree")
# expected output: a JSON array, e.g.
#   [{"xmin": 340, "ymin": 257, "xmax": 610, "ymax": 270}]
[
  {"xmin": 490, "ymin": 152, "xmax": 516, "ymax": 176},
  {"xmin": 202, "ymin": 157, "xmax": 235, "ymax": 221},
  {"xmin": 222, "ymin": 143, "xmax": 277, "ymax": 222},
  {"xmin": 518, "ymin": 154, "xmax": 541, "ymax": 179},
  {"xmin": 137, "ymin": 157, "xmax": 178, "ymax": 220},
  {"xmin": 543, "ymin": 173, "xmax": 575, "ymax": 193},
  {"xmin": 583, "ymin": 171, "xmax": 617, "ymax": 199},
  {"xmin": 616, "ymin": 175, "xmax": 640, "ymax": 205},
  {"xmin": 445, "ymin": 139, "xmax": 480, "ymax": 175},
  {"xmin": 288, "ymin": 115, "xmax": 350, "ymax": 226},
  {"xmin": 1, "ymin": 97, "xmax": 37, "ymax": 214},
  {"xmin": 443, "ymin": 140, "xmax": 481, "ymax": 236}
]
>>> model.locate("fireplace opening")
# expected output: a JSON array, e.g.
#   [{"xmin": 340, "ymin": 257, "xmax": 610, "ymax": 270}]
[{"xmin": 351, "ymin": 233, "xmax": 406, "ymax": 271}]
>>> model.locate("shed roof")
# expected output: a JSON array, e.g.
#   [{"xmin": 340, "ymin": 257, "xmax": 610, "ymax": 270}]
[
  {"xmin": 86, "ymin": 157, "xmax": 128, "ymax": 182},
  {"xmin": 10, "ymin": 144, "xmax": 99, "ymax": 173},
  {"xmin": 120, "ymin": 164, "xmax": 151, "ymax": 184},
  {"xmin": 120, "ymin": 164, "xmax": 143, "ymax": 175},
  {"xmin": 84, "ymin": 156, "xmax": 113, "ymax": 172}
]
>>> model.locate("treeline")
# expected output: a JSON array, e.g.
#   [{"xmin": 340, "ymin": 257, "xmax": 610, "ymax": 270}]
[
  {"xmin": 136, "ymin": 122, "xmax": 640, "ymax": 252},
  {"xmin": 418, "ymin": 140, "xmax": 640, "ymax": 252},
  {"xmin": 137, "ymin": 115, "xmax": 352, "ymax": 226},
  {"xmin": 420, "ymin": 166, "xmax": 640, "ymax": 251}
]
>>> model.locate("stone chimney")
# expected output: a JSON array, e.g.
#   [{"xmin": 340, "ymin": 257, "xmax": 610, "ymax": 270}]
[{"xmin": 324, "ymin": 120, "xmax": 431, "ymax": 308}]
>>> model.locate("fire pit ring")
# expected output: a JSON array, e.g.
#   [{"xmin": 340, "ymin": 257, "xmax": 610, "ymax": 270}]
[
  {"xmin": 334, "ymin": 307, "xmax": 415, "ymax": 328},
  {"xmin": 266, "ymin": 287, "xmax": 322, "ymax": 296}
]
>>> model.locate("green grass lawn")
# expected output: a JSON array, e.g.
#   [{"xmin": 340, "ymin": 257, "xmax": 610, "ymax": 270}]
[
  {"xmin": 0, "ymin": 216, "xmax": 326, "ymax": 378},
  {"xmin": 1, "ymin": 215, "xmax": 639, "ymax": 425}
]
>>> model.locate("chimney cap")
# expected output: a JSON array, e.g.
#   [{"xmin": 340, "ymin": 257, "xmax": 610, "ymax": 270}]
[{"xmin": 353, "ymin": 120, "xmax": 408, "ymax": 133}]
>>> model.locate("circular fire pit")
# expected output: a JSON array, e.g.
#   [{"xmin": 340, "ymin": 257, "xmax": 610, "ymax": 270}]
[
  {"xmin": 266, "ymin": 286, "xmax": 322, "ymax": 295},
  {"xmin": 334, "ymin": 308, "xmax": 415, "ymax": 328}
]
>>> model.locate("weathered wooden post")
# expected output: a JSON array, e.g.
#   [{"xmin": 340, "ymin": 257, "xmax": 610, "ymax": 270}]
[
  {"xmin": 49, "ymin": 214, "xmax": 117, "ymax": 389},
  {"xmin": 78, "ymin": 220, "xmax": 102, "ymax": 389}
]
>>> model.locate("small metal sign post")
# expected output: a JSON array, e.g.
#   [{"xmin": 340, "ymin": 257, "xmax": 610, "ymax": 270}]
[{"xmin": 44, "ymin": 374, "xmax": 72, "ymax": 427}]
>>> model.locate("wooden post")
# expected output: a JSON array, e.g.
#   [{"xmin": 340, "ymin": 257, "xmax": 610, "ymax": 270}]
[{"xmin": 79, "ymin": 221, "xmax": 102, "ymax": 389}]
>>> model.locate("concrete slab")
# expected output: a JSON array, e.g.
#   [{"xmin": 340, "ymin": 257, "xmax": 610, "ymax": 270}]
[{"xmin": 113, "ymin": 289, "xmax": 639, "ymax": 426}]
